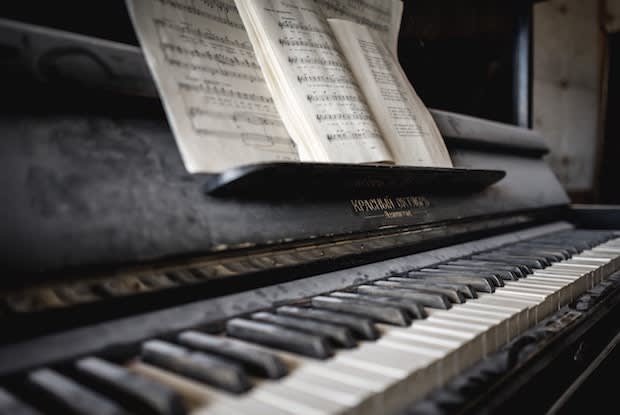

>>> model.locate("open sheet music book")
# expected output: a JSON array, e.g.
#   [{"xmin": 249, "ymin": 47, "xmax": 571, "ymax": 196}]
[{"xmin": 127, "ymin": 0, "xmax": 452, "ymax": 173}]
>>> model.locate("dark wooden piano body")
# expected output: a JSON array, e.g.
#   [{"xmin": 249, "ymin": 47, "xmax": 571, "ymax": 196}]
[{"xmin": 1, "ymin": 12, "xmax": 620, "ymax": 415}]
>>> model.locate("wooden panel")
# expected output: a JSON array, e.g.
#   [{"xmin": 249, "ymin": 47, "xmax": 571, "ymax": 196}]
[{"xmin": 533, "ymin": 0, "xmax": 605, "ymax": 193}]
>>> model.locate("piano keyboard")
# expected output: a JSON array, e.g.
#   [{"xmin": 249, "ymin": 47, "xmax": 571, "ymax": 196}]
[{"xmin": 2, "ymin": 229, "xmax": 620, "ymax": 415}]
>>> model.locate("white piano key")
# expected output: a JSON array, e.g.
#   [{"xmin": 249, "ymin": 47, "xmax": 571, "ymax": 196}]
[
  {"xmin": 404, "ymin": 323, "xmax": 481, "ymax": 372},
  {"xmin": 333, "ymin": 342, "xmax": 440, "ymax": 409},
  {"xmin": 502, "ymin": 286, "xmax": 559, "ymax": 316},
  {"xmin": 592, "ymin": 246, "xmax": 620, "ymax": 254},
  {"xmin": 502, "ymin": 282, "xmax": 558, "ymax": 299},
  {"xmin": 334, "ymin": 343, "xmax": 428, "ymax": 377},
  {"xmin": 261, "ymin": 345, "xmax": 400, "ymax": 414},
  {"xmin": 243, "ymin": 343, "xmax": 395, "ymax": 398},
  {"xmin": 438, "ymin": 307, "xmax": 509, "ymax": 347},
  {"xmin": 303, "ymin": 361, "xmax": 391, "ymax": 393},
  {"xmin": 128, "ymin": 361, "xmax": 236, "ymax": 409},
  {"xmin": 536, "ymin": 267, "xmax": 585, "ymax": 276},
  {"xmin": 284, "ymin": 376, "xmax": 361, "ymax": 407},
  {"xmin": 554, "ymin": 261, "xmax": 599, "ymax": 286},
  {"xmin": 577, "ymin": 250, "xmax": 618, "ymax": 258},
  {"xmin": 507, "ymin": 280, "xmax": 565, "ymax": 290},
  {"xmin": 252, "ymin": 382, "xmax": 347, "ymax": 415},
  {"xmin": 492, "ymin": 290, "xmax": 548, "ymax": 324},
  {"xmin": 474, "ymin": 294, "xmax": 534, "ymax": 331},
  {"xmin": 193, "ymin": 397, "xmax": 296, "ymax": 415},
  {"xmin": 570, "ymin": 255, "xmax": 611, "ymax": 263},
  {"xmin": 534, "ymin": 270, "xmax": 587, "ymax": 297},
  {"xmin": 424, "ymin": 316, "xmax": 495, "ymax": 356},
  {"xmin": 381, "ymin": 325, "xmax": 461, "ymax": 373},
  {"xmin": 553, "ymin": 261, "xmax": 598, "ymax": 269},
  {"xmin": 457, "ymin": 302, "xmax": 519, "ymax": 341},
  {"xmin": 286, "ymin": 364, "xmax": 386, "ymax": 415},
  {"xmin": 304, "ymin": 353, "xmax": 416, "ymax": 414},
  {"xmin": 525, "ymin": 275, "xmax": 574, "ymax": 285},
  {"xmin": 520, "ymin": 276, "xmax": 572, "ymax": 304},
  {"xmin": 285, "ymin": 370, "xmax": 378, "ymax": 413},
  {"xmin": 376, "ymin": 330, "xmax": 457, "ymax": 385}
]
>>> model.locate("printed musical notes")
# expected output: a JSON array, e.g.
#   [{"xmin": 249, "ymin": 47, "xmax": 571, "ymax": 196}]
[
  {"xmin": 329, "ymin": 18, "xmax": 452, "ymax": 167},
  {"xmin": 236, "ymin": 0, "xmax": 393, "ymax": 163},
  {"xmin": 128, "ymin": 0, "xmax": 451, "ymax": 172},
  {"xmin": 127, "ymin": 0, "xmax": 298, "ymax": 172}
]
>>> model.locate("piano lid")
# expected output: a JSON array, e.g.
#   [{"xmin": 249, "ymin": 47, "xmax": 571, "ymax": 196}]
[{"xmin": 0, "ymin": 19, "xmax": 569, "ymax": 278}]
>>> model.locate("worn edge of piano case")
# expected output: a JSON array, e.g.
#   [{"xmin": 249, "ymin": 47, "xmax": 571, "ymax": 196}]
[{"xmin": 405, "ymin": 273, "xmax": 620, "ymax": 415}]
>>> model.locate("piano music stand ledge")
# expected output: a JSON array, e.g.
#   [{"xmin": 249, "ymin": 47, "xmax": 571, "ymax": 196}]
[{"xmin": 203, "ymin": 162, "xmax": 506, "ymax": 199}]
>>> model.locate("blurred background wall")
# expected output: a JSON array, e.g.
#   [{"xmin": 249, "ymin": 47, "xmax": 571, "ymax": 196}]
[
  {"xmin": 533, "ymin": 0, "xmax": 619, "ymax": 203},
  {"xmin": 397, "ymin": 0, "xmax": 619, "ymax": 204}
]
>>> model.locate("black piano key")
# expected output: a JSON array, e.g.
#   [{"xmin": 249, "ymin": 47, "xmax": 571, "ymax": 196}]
[
  {"xmin": 276, "ymin": 306, "xmax": 379, "ymax": 340},
  {"xmin": 446, "ymin": 260, "xmax": 527, "ymax": 278},
  {"xmin": 141, "ymin": 340, "xmax": 251, "ymax": 393},
  {"xmin": 382, "ymin": 279, "xmax": 466, "ymax": 303},
  {"xmin": 536, "ymin": 238, "xmax": 589, "ymax": 251},
  {"xmin": 435, "ymin": 264, "xmax": 519, "ymax": 281},
  {"xmin": 407, "ymin": 271, "xmax": 496, "ymax": 293},
  {"xmin": 530, "ymin": 250, "xmax": 566, "ymax": 262},
  {"xmin": 177, "ymin": 331, "xmax": 288, "ymax": 379},
  {"xmin": 330, "ymin": 292, "xmax": 427, "ymax": 319},
  {"xmin": 251, "ymin": 311, "xmax": 356, "ymax": 347},
  {"xmin": 420, "ymin": 268, "xmax": 504, "ymax": 287},
  {"xmin": 510, "ymin": 244, "xmax": 571, "ymax": 259},
  {"xmin": 523, "ymin": 242, "xmax": 578, "ymax": 255},
  {"xmin": 311, "ymin": 295, "xmax": 411, "ymax": 326},
  {"xmin": 356, "ymin": 285, "xmax": 452, "ymax": 309},
  {"xmin": 0, "ymin": 387, "xmax": 41, "ymax": 415},
  {"xmin": 434, "ymin": 282, "xmax": 477, "ymax": 299},
  {"xmin": 226, "ymin": 318, "xmax": 333, "ymax": 359},
  {"xmin": 497, "ymin": 245, "xmax": 558, "ymax": 256},
  {"xmin": 75, "ymin": 357, "xmax": 186, "ymax": 415},
  {"xmin": 471, "ymin": 253, "xmax": 546, "ymax": 269},
  {"xmin": 493, "ymin": 249, "xmax": 555, "ymax": 264},
  {"xmin": 388, "ymin": 277, "xmax": 476, "ymax": 299},
  {"xmin": 28, "ymin": 368, "xmax": 127, "ymax": 415}
]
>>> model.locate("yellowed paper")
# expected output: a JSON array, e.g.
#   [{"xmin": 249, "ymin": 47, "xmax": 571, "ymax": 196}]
[
  {"xmin": 329, "ymin": 18, "xmax": 453, "ymax": 167},
  {"xmin": 236, "ymin": 0, "xmax": 393, "ymax": 163},
  {"xmin": 126, "ymin": 0, "xmax": 298, "ymax": 173}
]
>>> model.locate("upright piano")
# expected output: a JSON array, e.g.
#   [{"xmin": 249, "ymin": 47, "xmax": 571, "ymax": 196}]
[{"xmin": 2, "ymin": 5, "xmax": 620, "ymax": 415}]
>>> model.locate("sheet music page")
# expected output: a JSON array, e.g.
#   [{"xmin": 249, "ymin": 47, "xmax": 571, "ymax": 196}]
[
  {"xmin": 236, "ymin": 0, "xmax": 393, "ymax": 163},
  {"xmin": 126, "ymin": 0, "xmax": 299, "ymax": 173},
  {"xmin": 328, "ymin": 19, "xmax": 453, "ymax": 167},
  {"xmin": 316, "ymin": 0, "xmax": 403, "ymax": 55}
]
